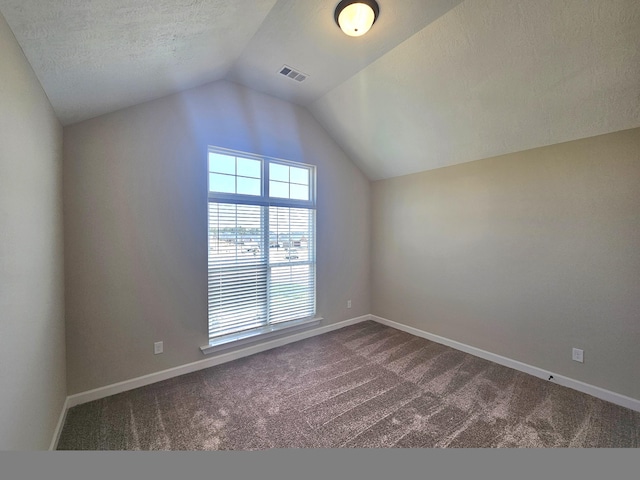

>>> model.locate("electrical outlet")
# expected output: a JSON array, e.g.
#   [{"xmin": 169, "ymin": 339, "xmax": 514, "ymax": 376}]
[
  {"xmin": 572, "ymin": 348, "xmax": 583, "ymax": 363},
  {"xmin": 347, "ymin": 300, "xmax": 351, "ymax": 309},
  {"xmin": 154, "ymin": 341, "xmax": 163, "ymax": 355}
]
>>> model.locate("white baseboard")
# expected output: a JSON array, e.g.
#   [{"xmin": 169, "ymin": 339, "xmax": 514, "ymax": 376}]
[
  {"xmin": 49, "ymin": 396, "xmax": 69, "ymax": 450},
  {"xmin": 59, "ymin": 312, "xmax": 639, "ymax": 436},
  {"xmin": 370, "ymin": 315, "xmax": 640, "ymax": 413},
  {"xmin": 66, "ymin": 315, "xmax": 370, "ymax": 408}
]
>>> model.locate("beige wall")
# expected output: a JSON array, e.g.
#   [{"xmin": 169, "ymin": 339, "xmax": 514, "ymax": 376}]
[
  {"xmin": 63, "ymin": 80, "xmax": 370, "ymax": 394},
  {"xmin": 372, "ymin": 128, "xmax": 640, "ymax": 400},
  {"xmin": 0, "ymin": 13, "xmax": 66, "ymax": 449}
]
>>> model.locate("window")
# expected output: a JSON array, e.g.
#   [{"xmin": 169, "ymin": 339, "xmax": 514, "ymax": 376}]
[{"xmin": 207, "ymin": 147, "xmax": 317, "ymax": 345}]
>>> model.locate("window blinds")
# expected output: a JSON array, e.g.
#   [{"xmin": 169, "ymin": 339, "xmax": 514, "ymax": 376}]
[
  {"xmin": 207, "ymin": 201, "xmax": 316, "ymax": 341},
  {"xmin": 268, "ymin": 206, "xmax": 315, "ymax": 325},
  {"xmin": 208, "ymin": 203, "xmax": 268, "ymax": 338}
]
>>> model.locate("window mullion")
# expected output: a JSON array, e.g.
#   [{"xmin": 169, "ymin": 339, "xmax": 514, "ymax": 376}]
[
  {"xmin": 263, "ymin": 205, "xmax": 271, "ymax": 327},
  {"xmin": 264, "ymin": 161, "xmax": 271, "ymax": 326}
]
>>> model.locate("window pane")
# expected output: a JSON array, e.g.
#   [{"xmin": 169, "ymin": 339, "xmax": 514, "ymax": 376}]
[
  {"xmin": 237, "ymin": 158, "xmax": 261, "ymax": 178},
  {"xmin": 209, "ymin": 153, "xmax": 235, "ymax": 174},
  {"xmin": 267, "ymin": 206, "xmax": 315, "ymax": 324},
  {"xmin": 270, "ymin": 163, "xmax": 289, "ymax": 182},
  {"xmin": 210, "ymin": 173, "xmax": 236, "ymax": 194},
  {"xmin": 208, "ymin": 203, "xmax": 268, "ymax": 339},
  {"xmin": 268, "ymin": 207, "xmax": 312, "ymax": 264},
  {"xmin": 237, "ymin": 177, "xmax": 261, "ymax": 196},
  {"xmin": 290, "ymin": 167, "xmax": 309, "ymax": 185},
  {"xmin": 270, "ymin": 180, "xmax": 289, "ymax": 199},
  {"xmin": 290, "ymin": 184, "xmax": 309, "ymax": 201},
  {"xmin": 269, "ymin": 264, "xmax": 315, "ymax": 324}
]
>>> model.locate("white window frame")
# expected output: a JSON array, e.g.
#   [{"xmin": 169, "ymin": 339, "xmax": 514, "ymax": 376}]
[{"xmin": 202, "ymin": 146, "xmax": 320, "ymax": 353}]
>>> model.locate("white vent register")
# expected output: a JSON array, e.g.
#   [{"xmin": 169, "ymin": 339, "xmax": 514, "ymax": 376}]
[{"xmin": 279, "ymin": 65, "xmax": 308, "ymax": 82}]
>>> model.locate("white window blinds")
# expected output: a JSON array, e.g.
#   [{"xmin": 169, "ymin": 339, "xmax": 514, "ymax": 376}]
[
  {"xmin": 207, "ymin": 148, "xmax": 316, "ymax": 342},
  {"xmin": 208, "ymin": 203, "xmax": 268, "ymax": 337},
  {"xmin": 268, "ymin": 206, "xmax": 315, "ymax": 325}
]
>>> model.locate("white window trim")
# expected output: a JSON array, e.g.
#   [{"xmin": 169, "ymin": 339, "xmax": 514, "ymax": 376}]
[
  {"xmin": 204, "ymin": 146, "xmax": 317, "ymax": 351},
  {"xmin": 200, "ymin": 316, "xmax": 324, "ymax": 355}
]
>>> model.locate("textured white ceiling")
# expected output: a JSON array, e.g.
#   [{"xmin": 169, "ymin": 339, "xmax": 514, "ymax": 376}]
[
  {"xmin": 309, "ymin": 0, "xmax": 640, "ymax": 179},
  {"xmin": 225, "ymin": 0, "xmax": 463, "ymax": 105},
  {"xmin": 0, "ymin": 0, "xmax": 461, "ymax": 125},
  {"xmin": 1, "ymin": 0, "xmax": 639, "ymax": 179},
  {"xmin": 0, "ymin": 0, "xmax": 279, "ymax": 125}
]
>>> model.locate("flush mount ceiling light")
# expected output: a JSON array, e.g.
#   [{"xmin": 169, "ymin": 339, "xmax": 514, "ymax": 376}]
[{"xmin": 334, "ymin": 0, "xmax": 380, "ymax": 37}]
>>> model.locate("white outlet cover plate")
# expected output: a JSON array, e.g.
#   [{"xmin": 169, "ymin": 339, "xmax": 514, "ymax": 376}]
[{"xmin": 572, "ymin": 348, "xmax": 583, "ymax": 363}]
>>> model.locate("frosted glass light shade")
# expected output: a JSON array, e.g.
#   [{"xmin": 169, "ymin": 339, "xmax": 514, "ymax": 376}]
[{"xmin": 335, "ymin": 1, "xmax": 379, "ymax": 37}]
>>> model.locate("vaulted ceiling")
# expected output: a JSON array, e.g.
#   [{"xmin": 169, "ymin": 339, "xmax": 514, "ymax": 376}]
[{"xmin": 1, "ymin": 0, "xmax": 639, "ymax": 179}]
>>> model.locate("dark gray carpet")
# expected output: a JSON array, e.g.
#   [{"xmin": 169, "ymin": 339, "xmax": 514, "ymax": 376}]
[{"xmin": 57, "ymin": 321, "xmax": 640, "ymax": 449}]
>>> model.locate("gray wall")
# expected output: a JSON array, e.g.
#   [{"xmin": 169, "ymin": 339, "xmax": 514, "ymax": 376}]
[
  {"xmin": 63, "ymin": 80, "xmax": 371, "ymax": 395},
  {"xmin": 0, "ymin": 13, "xmax": 66, "ymax": 449},
  {"xmin": 372, "ymin": 128, "xmax": 640, "ymax": 400}
]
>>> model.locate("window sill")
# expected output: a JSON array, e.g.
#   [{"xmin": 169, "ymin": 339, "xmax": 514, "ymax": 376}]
[{"xmin": 200, "ymin": 317, "xmax": 323, "ymax": 355}]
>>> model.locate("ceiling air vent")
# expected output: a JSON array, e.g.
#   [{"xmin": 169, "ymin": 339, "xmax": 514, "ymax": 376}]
[{"xmin": 279, "ymin": 65, "xmax": 308, "ymax": 82}]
